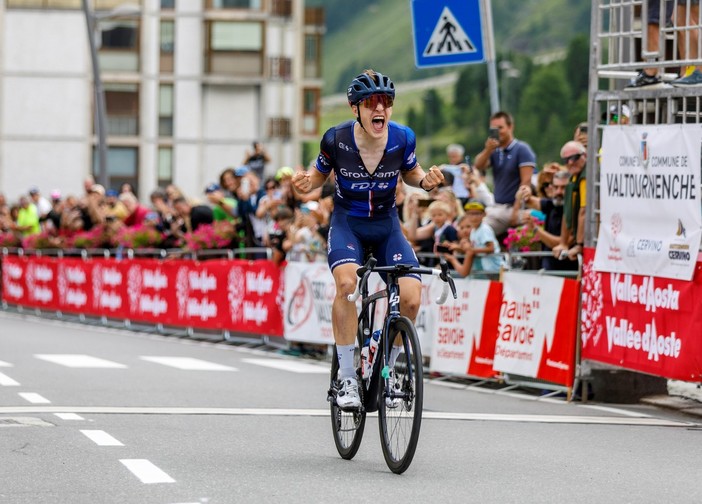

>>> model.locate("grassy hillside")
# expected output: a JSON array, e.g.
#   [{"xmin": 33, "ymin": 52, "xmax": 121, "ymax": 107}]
[{"xmin": 308, "ymin": 0, "xmax": 591, "ymax": 94}]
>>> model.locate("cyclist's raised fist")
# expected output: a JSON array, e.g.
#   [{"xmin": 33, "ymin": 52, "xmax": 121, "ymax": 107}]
[{"xmin": 292, "ymin": 171, "xmax": 311, "ymax": 193}]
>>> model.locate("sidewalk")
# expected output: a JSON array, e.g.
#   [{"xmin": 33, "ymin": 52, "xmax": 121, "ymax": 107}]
[{"xmin": 641, "ymin": 380, "xmax": 702, "ymax": 419}]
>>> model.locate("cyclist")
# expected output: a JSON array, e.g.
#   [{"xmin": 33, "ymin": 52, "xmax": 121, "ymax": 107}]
[{"xmin": 292, "ymin": 69, "xmax": 444, "ymax": 409}]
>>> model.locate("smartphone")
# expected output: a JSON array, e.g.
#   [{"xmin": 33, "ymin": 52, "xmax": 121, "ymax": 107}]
[
  {"xmin": 579, "ymin": 124, "xmax": 588, "ymax": 134},
  {"xmin": 418, "ymin": 198, "xmax": 432, "ymax": 208},
  {"xmin": 489, "ymin": 127, "xmax": 500, "ymax": 140},
  {"xmin": 436, "ymin": 244, "xmax": 453, "ymax": 254}
]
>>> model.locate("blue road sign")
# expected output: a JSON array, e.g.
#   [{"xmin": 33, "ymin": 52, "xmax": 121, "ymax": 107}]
[{"xmin": 411, "ymin": 0, "xmax": 485, "ymax": 68}]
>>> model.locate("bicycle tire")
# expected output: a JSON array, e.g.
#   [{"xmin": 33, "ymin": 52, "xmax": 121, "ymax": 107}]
[
  {"xmin": 329, "ymin": 332, "xmax": 366, "ymax": 460},
  {"xmin": 377, "ymin": 316, "xmax": 423, "ymax": 474}
]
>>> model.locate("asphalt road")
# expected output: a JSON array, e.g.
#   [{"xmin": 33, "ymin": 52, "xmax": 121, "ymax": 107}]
[{"xmin": 1, "ymin": 311, "xmax": 700, "ymax": 504}]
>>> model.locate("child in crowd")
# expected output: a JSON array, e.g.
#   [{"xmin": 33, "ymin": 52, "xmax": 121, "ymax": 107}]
[
  {"xmin": 404, "ymin": 199, "xmax": 458, "ymax": 264},
  {"xmin": 441, "ymin": 201, "xmax": 502, "ymax": 276}
]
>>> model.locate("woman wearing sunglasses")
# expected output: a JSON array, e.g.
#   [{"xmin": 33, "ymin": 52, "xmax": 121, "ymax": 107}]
[{"xmin": 292, "ymin": 69, "xmax": 443, "ymax": 409}]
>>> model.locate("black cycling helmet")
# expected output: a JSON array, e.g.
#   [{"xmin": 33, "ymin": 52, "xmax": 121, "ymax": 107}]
[{"xmin": 347, "ymin": 71, "xmax": 395, "ymax": 106}]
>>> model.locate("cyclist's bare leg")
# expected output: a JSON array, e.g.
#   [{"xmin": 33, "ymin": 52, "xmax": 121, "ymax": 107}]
[{"xmin": 332, "ymin": 263, "xmax": 360, "ymax": 346}]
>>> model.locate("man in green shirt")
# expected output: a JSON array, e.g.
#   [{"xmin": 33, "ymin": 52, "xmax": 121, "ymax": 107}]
[{"xmin": 15, "ymin": 196, "xmax": 40, "ymax": 236}]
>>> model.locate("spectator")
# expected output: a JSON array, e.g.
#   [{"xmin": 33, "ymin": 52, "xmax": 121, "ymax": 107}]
[
  {"xmin": 462, "ymin": 163, "xmax": 495, "ymax": 207},
  {"xmin": 119, "ymin": 191, "xmax": 150, "ymax": 227},
  {"xmin": 0, "ymin": 193, "xmax": 12, "ymax": 232},
  {"xmin": 552, "ymin": 141, "xmax": 587, "ymax": 262},
  {"xmin": 28, "ymin": 187, "xmax": 52, "ymax": 226},
  {"xmin": 46, "ymin": 191, "xmax": 65, "ymax": 231},
  {"xmin": 105, "ymin": 189, "xmax": 129, "ymax": 221},
  {"xmin": 434, "ymin": 188, "xmax": 464, "ymax": 224},
  {"xmin": 204, "ymin": 183, "xmax": 238, "ymax": 223},
  {"xmin": 256, "ymin": 177, "xmax": 286, "ymax": 240},
  {"xmin": 516, "ymin": 171, "xmax": 579, "ymax": 271},
  {"xmin": 440, "ymin": 213, "xmax": 475, "ymax": 277},
  {"xmin": 535, "ymin": 162, "xmax": 563, "ymax": 198},
  {"xmin": 601, "ymin": 105, "xmax": 630, "ymax": 126},
  {"xmin": 473, "ymin": 111, "xmax": 536, "ymax": 236},
  {"xmin": 458, "ymin": 201, "xmax": 503, "ymax": 274},
  {"xmin": 288, "ymin": 202, "xmax": 327, "ymax": 263},
  {"xmin": 267, "ymin": 206, "xmax": 294, "ymax": 264},
  {"xmin": 626, "ymin": 0, "xmax": 673, "ymax": 89},
  {"xmin": 242, "ymin": 141, "xmax": 272, "ymax": 180},
  {"xmin": 404, "ymin": 200, "xmax": 458, "ymax": 264},
  {"xmin": 171, "ymin": 196, "xmax": 214, "ymax": 236},
  {"xmin": 120, "ymin": 183, "xmax": 136, "ymax": 197},
  {"xmin": 672, "ymin": 1, "xmax": 702, "ymax": 86},
  {"xmin": 440, "ymin": 143, "xmax": 470, "ymax": 203},
  {"xmin": 15, "ymin": 196, "xmax": 41, "ymax": 236}
]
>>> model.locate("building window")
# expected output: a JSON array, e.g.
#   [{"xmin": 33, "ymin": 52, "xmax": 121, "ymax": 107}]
[
  {"xmin": 93, "ymin": 147, "xmax": 139, "ymax": 193},
  {"xmin": 206, "ymin": 0, "xmax": 261, "ymax": 9},
  {"xmin": 270, "ymin": 0, "xmax": 291, "ymax": 17},
  {"xmin": 302, "ymin": 88, "xmax": 319, "ymax": 135},
  {"xmin": 304, "ymin": 34, "xmax": 321, "ymax": 79},
  {"xmin": 161, "ymin": 0, "xmax": 175, "ymax": 8},
  {"xmin": 104, "ymin": 83, "xmax": 139, "ymax": 136},
  {"xmin": 160, "ymin": 20, "xmax": 175, "ymax": 73},
  {"xmin": 159, "ymin": 84, "xmax": 174, "ymax": 137},
  {"xmin": 206, "ymin": 21, "xmax": 263, "ymax": 77},
  {"xmin": 158, "ymin": 147, "xmax": 173, "ymax": 186},
  {"xmin": 269, "ymin": 57, "xmax": 292, "ymax": 80},
  {"xmin": 268, "ymin": 117, "xmax": 291, "ymax": 139},
  {"xmin": 95, "ymin": 0, "xmax": 140, "ymax": 8},
  {"xmin": 99, "ymin": 19, "xmax": 140, "ymax": 72}
]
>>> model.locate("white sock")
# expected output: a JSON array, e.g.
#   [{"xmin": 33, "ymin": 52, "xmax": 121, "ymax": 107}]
[
  {"xmin": 389, "ymin": 345, "xmax": 404, "ymax": 368},
  {"xmin": 337, "ymin": 344, "xmax": 356, "ymax": 380}
]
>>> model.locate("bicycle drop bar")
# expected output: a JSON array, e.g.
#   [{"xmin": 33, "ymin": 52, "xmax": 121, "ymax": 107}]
[{"xmin": 347, "ymin": 257, "xmax": 457, "ymax": 304}]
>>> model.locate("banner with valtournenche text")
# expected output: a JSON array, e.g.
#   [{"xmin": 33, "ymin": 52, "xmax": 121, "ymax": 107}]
[{"xmin": 594, "ymin": 124, "xmax": 702, "ymax": 280}]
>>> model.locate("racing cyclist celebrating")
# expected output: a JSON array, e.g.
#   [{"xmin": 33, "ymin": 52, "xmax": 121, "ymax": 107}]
[{"xmin": 292, "ymin": 69, "xmax": 444, "ymax": 409}]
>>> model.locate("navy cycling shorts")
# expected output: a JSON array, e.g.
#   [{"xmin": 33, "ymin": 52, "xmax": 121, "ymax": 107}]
[{"xmin": 327, "ymin": 211, "xmax": 420, "ymax": 279}]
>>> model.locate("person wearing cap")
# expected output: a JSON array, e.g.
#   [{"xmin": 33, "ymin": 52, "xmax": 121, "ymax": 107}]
[
  {"xmin": 204, "ymin": 183, "xmax": 238, "ymax": 222},
  {"xmin": 28, "ymin": 187, "xmax": 52, "ymax": 227},
  {"xmin": 474, "ymin": 111, "xmax": 536, "ymax": 237},
  {"xmin": 292, "ymin": 69, "xmax": 444, "ymax": 410},
  {"xmin": 105, "ymin": 189, "xmax": 129, "ymax": 222},
  {"xmin": 454, "ymin": 201, "xmax": 502, "ymax": 274},
  {"xmin": 552, "ymin": 141, "xmax": 587, "ymax": 262}
]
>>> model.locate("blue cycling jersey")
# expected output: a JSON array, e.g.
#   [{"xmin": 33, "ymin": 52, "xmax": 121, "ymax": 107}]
[{"xmin": 315, "ymin": 120, "xmax": 418, "ymax": 218}]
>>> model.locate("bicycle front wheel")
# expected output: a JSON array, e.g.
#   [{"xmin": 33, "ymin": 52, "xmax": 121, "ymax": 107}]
[
  {"xmin": 378, "ymin": 316, "xmax": 424, "ymax": 474},
  {"xmin": 329, "ymin": 343, "xmax": 366, "ymax": 460}
]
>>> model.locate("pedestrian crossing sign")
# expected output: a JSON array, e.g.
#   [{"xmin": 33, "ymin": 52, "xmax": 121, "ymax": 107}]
[{"xmin": 411, "ymin": 0, "xmax": 485, "ymax": 68}]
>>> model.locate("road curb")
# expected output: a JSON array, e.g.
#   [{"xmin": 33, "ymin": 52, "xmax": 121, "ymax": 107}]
[{"xmin": 641, "ymin": 394, "xmax": 702, "ymax": 419}]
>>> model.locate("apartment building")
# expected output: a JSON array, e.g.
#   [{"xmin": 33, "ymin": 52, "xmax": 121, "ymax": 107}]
[{"xmin": 0, "ymin": 0, "xmax": 324, "ymax": 201}]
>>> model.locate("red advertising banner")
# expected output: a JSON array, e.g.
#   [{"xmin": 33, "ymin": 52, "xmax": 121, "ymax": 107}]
[
  {"xmin": 429, "ymin": 278, "xmax": 502, "ymax": 379},
  {"xmin": 582, "ymin": 248, "xmax": 702, "ymax": 381},
  {"xmin": 1, "ymin": 255, "xmax": 284, "ymax": 338},
  {"xmin": 492, "ymin": 271, "xmax": 579, "ymax": 387}
]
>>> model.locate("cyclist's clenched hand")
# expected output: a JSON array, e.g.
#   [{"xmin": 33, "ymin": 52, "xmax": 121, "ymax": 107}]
[
  {"xmin": 423, "ymin": 165, "xmax": 444, "ymax": 190},
  {"xmin": 292, "ymin": 171, "xmax": 312, "ymax": 193}
]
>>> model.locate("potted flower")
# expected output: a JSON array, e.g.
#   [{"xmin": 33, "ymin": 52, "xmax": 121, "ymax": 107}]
[
  {"xmin": 184, "ymin": 221, "xmax": 236, "ymax": 251},
  {"xmin": 115, "ymin": 224, "xmax": 164, "ymax": 249}
]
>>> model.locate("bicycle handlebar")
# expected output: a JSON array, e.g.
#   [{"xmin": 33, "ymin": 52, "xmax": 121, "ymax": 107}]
[{"xmin": 347, "ymin": 257, "xmax": 458, "ymax": 305}]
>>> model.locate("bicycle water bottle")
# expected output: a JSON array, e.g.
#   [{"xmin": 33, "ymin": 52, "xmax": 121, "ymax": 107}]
[{"xmin": 363, "ymin": 329, "xmax": 381, "ymax": 380}]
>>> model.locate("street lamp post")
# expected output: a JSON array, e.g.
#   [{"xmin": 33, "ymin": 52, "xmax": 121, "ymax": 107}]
[
  {"xmin": 82, "ymin": 0, "xmax": 109, "ymax": 189},
  {"xmin": 81, "ymin": 1, "xmax": 140, "ymax": 190}
]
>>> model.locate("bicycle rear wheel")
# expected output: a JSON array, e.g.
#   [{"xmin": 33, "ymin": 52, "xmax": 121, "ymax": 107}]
[
  {"xmin": 378, "ymin": 316, "xmax": 423, "ymax": 474},
  {"xmin": 329, "ymin": 340, "xmax": 366, "ymax": 460}
]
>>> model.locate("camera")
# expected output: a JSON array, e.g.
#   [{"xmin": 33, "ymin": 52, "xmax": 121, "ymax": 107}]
[
  {"xmin": 436, "ymin": 244, "xmax": 453, "ymax": 254},
  {"xmin": 489, "ymin": 127, "xmax": 500, "ymax": 140}
]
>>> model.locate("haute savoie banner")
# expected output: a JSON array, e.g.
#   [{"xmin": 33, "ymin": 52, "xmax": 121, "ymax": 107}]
[
  {"xmin": 594, "ymin": 124, "xmax": 702, "ymax": 280},
  {"xmin": 582, "ymin": 248, "xmax": 702, "ymax": 381},
  {"xmin": 492, "ymin": 271, "xmax": 579, "ymax": 387}
]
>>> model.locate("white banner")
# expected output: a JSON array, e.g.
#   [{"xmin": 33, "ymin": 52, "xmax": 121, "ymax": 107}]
[
  {"xmin": 594, "ymin": 124, "xmax": 702, "ymax": 280},
  {"xmin": 283, "ymin": 261, "xmax": 439, "ymax": 351},
  {"xmin": 429, "ymin": 278, "xmax": 492, "ymax": 375},
  {"xmin": 492, "ymin": 272, "xmax": 564, "ymax": 378}
]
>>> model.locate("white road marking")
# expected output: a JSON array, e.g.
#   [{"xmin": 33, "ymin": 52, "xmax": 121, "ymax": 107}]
[
  {"xmin": 0, "ymin": 360, "xmax": 13, "ymax": 367},
  {"xmin": 242, "ymin": 358, "xmax": 328, "ymax": 374},
  {"xmin": 140, "ymin": 356, "xmax": 236, "ymax": 371},
  {"xmin": 0, "ymin": 405, "xmax": 693, "ymax": 427},
  {"xmin": 0, "ymin": 372, "xmax": 20, "ymax": 386},
  {"xmin": 579, "ymin": 404, "xmax": 652, "ymax": 418},
  {"xmin": 54, "ymin": 413, "xmax": 84, "ymax": 421},
  {"xmin": 35, "ymin": 354, "xmax": 127, "ymax": 368},
  {"xmin": 120, "ymin": 459, "xmax": 175, "ymax": 484},
  {"xmin": 80, "ymin": 429, "xmax": 124, "ymax": 446},
  {"xmin": 18, "ymin": 392, "xmax": 50, "ymax": 404}
]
